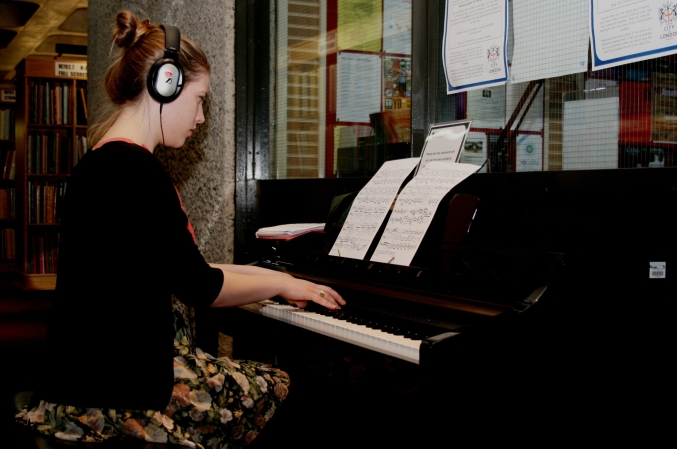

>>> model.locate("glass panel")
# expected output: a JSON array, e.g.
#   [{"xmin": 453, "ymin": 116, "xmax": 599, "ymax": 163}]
[
  {"xmin": 270, "ymin": 0, "xmax": 413, "ymax": 179},
  {"xmin": 432, "ymin": 1, "xmax": 676, "ymax": 173}
]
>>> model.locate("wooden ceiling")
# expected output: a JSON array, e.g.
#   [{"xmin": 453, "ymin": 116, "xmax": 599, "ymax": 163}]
[{"xmin": 0, "ymin": 0, "xmax": 88, "ymax": 81}]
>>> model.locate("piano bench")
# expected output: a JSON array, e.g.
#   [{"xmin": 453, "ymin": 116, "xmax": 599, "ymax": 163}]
[{"xmin": 7, "ymin": 391, "xmax": 184, "ymax": 449}]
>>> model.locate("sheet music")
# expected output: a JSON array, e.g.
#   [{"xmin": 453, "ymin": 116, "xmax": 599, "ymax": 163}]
[
  {"xmin": 329, "ymin": 158, "xmax": 420, "ymax": 260},
  {"xmin": 371, "ymin": 161, "xmax": 478, "ymax": 266}
]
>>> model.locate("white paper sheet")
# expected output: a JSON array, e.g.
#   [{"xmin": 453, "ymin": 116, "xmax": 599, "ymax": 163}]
[
  {"xmin": 371, "ymin": 161, "xmax": 479, "ymax": 266},
  {"xmin": 329, "ymin": 158, "xmax": 420, "ymax": 259},
  {"xmin": 383, "ymin": 0, "xmax": 412, "ymax": 54},
  {"xmin": 336, "ymin": 52, "xmax": 382, "ymax": 123},
  {"xmin": 466, "ymin": 85, "xmax": 506, "ymax": 129},
  {"xmin": 509, "ymin": 0, "xmax": 588, "ymax": 83},
  {"xmin": 442, "ymin": 0, "xmax": 509, "ymax": 94},
  {"xmin": 563, "ymin": 96, "xmax": 619, "ymax": 170}
]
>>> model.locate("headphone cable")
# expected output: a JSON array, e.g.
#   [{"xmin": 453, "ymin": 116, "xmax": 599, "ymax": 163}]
[{"xmin": 160, "ymin": 103, "xmax": 165, "ymax": 147}]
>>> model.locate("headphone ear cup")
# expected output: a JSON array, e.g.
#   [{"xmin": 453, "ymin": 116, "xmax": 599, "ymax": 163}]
[{"xmin": 147, "ymin": 58, "xmax": 184, "ymax": 103}]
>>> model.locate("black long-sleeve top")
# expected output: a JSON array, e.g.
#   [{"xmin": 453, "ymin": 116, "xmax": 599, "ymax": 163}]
[{"xmin": 39, "ymin": 141, "xmax": 224, "ymax": 410}]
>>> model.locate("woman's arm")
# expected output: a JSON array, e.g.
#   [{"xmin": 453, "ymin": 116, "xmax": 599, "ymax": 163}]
[{"xmin": 209, "ymin": 266, "xmax": 345, "ymax": 311}]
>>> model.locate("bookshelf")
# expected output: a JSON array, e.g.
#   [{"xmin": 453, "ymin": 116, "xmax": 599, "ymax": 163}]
[
  {"xmin": 14, "ymin": 57, "xmax": 88, "ymax": 290},
  {"xmin": 0, "ymin": 82, "xmax": 17, "ymax": 280}
]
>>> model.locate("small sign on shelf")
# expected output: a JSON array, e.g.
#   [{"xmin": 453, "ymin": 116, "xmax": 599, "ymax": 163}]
[
  {"xmin": 0, "ymin": 89, "xmax": 16, "ymax": 103},
  {"xmin": 55, "ymin": 62, "xmax": 87, "ymax": 79}
]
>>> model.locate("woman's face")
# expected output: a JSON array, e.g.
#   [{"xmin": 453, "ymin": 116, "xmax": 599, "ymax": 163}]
[{"xmin": 161, "ymin": 72, "xmax": 210, "ymax": 148}]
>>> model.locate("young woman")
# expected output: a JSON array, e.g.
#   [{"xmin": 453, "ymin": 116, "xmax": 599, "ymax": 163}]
[{"xmin": 16, "ymin": 10, "xmax": 344, "ymax": 448}]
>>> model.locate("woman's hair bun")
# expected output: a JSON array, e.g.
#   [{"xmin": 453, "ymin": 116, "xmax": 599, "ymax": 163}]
[{"xmin": 113, "ymin": 10, "xmax": 151, "ymax": 49}]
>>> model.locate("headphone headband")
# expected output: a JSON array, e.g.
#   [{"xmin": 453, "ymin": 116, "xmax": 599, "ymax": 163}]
[
  {"xmin": 147, "ymin": 23, "xmax": 184, "ymax": 103},
  {"xmin": 160, "ymin": 24, "xmax": 180, "ymax": 55}
]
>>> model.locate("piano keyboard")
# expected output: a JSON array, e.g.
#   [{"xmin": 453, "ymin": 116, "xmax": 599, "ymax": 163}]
[{"xmin": 261, "ymin": 303, "xmax": 437, "ymax": 364}]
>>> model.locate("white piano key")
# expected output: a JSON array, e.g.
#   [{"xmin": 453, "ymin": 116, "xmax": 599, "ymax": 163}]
[{"xmin": 261, "ymin": 304, "xmax": 421, "ymax": 364}]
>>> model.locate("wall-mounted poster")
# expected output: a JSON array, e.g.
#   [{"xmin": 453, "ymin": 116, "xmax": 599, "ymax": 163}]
[
  {"xmin": 383, "ymin": 57, "xmax": 411, "ymax": 111},
  {"xmin": 563, "ymin": 96, "xmax": 619, "ymax": 170},
  {"xmin": 336, "ymin": 52, "xmax": 382, "ymax": 123},
  {"xmin": 460, "ymin": 131, "xmax": 488, "ymax": 172},
  {"xmin": 509, "ymin": 0, "xmax": 588, "ymax": 84},
  {"xmin": 515, "ymin": 134, "xmax": 542, "ymax": 172},
  {"xmin": 590, "ymin": 0, "xmax": 677, "ymax": 70},
  {"xmin": 466, "ymin": 85, "xmax": 506, "ymax": 129},
  {"xmin": 442, "ymin": 0, "xmax": 509, "ymax": 94},
  {"xmin": 338, "ymin": 0, "xmax": 382, "ymax": 52},
  {"xmin": 383, "ymin": 0, "xmax": 412, "ymax": 54}
]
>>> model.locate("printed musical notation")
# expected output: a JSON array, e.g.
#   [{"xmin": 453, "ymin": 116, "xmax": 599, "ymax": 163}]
[
  {"xmin": 329, "ymin": 158, "xmax": 420, "ymax": 260},
  {"xmin": 371, "ymin": 161, "xmax": 478, "ymax": 266}
]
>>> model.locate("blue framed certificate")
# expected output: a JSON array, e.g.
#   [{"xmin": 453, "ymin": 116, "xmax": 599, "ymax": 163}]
[
  {"xmin": 591, "ymin": 0, "xmax": 677, "ymax": 70},
  {"xmin": 442, "ymin": 0, "xmax": 509, "ymax": 94}
]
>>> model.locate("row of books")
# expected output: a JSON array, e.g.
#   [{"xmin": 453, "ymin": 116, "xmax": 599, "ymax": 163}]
[
  {"xmin": 1, "ymin": 150, "xmax": 15, "ymax": 180},
  {"xmin": 0, "ymin": 108, "xmax": 15, "ymax": 140},
  {"xmin": 28, "ymin": 80, "xmax": 87, "ymax": 126},
  {"xmin": 27, "ymin": 132, "xmax": 88, "ymax": 174},
  {"xmin": 0, "ymin": 187, "xmax": 15, "ymax": 219},
  {"xmin": 27, "ymin": 181, "xmax": 66, "ymax": 224},
  {"xmin": 1, "ymin": 228, "xmax": 15, "ymax": 261},
  {"xmin": 27, "ymin": 231, "xmax": 59, "ymax": 273}
]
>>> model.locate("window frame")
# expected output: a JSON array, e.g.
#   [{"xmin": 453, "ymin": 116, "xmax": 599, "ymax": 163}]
[{"xmin": 235, "ymin": 1, "xmax": 441, "ymax": 262}]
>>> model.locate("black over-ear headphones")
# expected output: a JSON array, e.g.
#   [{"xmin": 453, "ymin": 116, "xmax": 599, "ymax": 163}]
[{"xmin": 146, "ymin": 24, "xmax": 184, "ymax": 103}]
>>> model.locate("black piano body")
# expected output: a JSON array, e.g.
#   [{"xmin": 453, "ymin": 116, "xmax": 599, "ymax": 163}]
[{"xmin": 209, "ymin": 168, "xmax": 675, "ymax": 442}]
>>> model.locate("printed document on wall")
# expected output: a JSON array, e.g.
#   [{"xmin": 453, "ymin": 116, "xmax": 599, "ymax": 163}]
[
  {"xmin": 590, "ymin": 0, "xmax": 677, "ymax": 70},
  {"xmin": 443, "ymin": 0, "xmax": 509, "ymax": 94},
  {"xmin": 466, "ymin": 85, "xmax": 506, "ymax": 129},
  {"xmin": 329, "ymin": 158, "xmax": 420, "ymax": 260},
  {"xmin": 563, "ymin": 96, "xmax": 619, "ymax": 170},
  {"xmin": 371, "ymin": 162, "xmax": 478, "ymax": 266},
  {"xmin": 383, "ymin": 0, "xmax": 412, "ymax": 54},
  {"xmin": 336, "ymin": 52, "xmax": 382, "ymax": 123},
  {"xmin": 338, "ymin": 0, "xmax": 382, "ymax": 52},
  {"xmin": 509, "ymin": 0, "xmax": 588, "ymax": 83}
]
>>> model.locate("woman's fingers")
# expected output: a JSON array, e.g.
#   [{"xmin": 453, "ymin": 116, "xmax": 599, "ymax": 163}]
[
  {"xmin": 312, "ymin": 285, "xmax": 345, "ymax": 309},
  {"xmin": 282, "ymin": 279, "xmax": 345, "ymax": 310}
]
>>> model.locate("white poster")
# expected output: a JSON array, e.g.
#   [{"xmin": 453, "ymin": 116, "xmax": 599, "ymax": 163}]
[
  {"xmin": 383, "ymin": 0, "xmax": 412, "ymax": 54},
  {"xmin": 563, "ymin": 96, "xmax": 619, "ymax": 170},
  {"xmin": 443, "ymin": 0, "xmax": 509, "ymax": 94},
  {"xmin": 515, "ymin": 134, "xmax": 542, "ymax": 172},
  {"xmin": 460, "ymin": 131, "xmax": 488, "ymax": 172},
  {"xmin": 329, "ymin": 158, "xmax": 420, "ymax": 260},
  {"xmin": 336, "ymin": 52, "xmax": 382, "ymax": 123},
  {"xmin": 591, "ymin": 0, "xmax": 677, "ymax": 70},
  {"xmin": 466, "ymin": 85, "xmax": 506, "ymax": 129},
  {"xmin": 509, "ymin": 0, "xmax": 589, "ymax": 83},
  {"xmin": 371, "ymin": 162, "xmax": 479, "ymax": 266}
]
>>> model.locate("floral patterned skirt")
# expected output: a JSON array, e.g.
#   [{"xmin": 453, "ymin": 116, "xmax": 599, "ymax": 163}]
[{"xmin": 15, "ymin": 302, "xmax": 291, "ymax": 448}]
